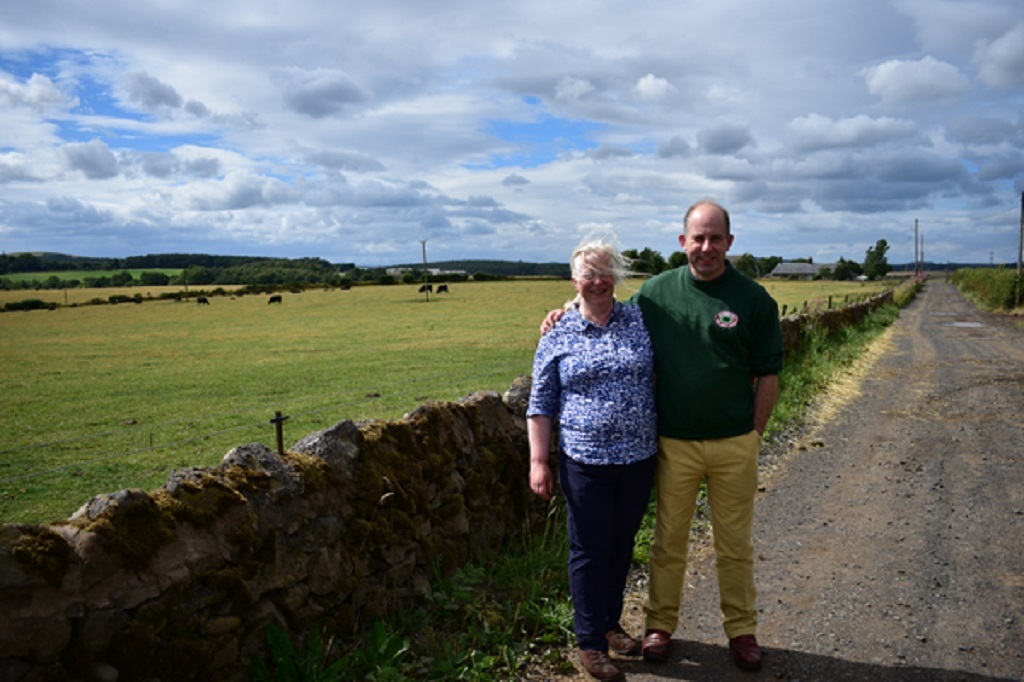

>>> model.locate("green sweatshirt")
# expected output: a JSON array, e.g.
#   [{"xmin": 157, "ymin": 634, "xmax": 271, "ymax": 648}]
[{"xmin": 632, "ymin": 263, "xmax": 783, "ymax": 440}]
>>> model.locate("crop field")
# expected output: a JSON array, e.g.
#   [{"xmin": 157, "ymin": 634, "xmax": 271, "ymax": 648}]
[{"xmin": 0, "ymin": 277, "xmax": 888, "ymax": 524}]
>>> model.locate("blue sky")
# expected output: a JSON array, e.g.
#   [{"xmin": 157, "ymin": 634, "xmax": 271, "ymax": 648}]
[{"xmin": 1, "ymin": 1, "xmax": 1022, "ymax": 266}]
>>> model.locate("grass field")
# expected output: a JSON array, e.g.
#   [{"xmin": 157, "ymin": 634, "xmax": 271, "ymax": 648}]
[{"xmin": 0, "ymin": 277, "xmax": 889, "ymax": 524}]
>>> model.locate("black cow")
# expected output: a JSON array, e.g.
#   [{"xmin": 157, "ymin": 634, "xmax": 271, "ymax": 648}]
[
  {"xmin": 418, "ymin": 284, "xmax": 433, "ymax": 293},
  {"xmin": 436, "ymin": 284, "xmax": 449, "ymax": 294},
  {"xmin": 268, "ymin": 295, "xmax": 283, "ymax": 304},
  {"xmin": 196, "ymin": 296, "xmax": 210, "ymax": 305}
]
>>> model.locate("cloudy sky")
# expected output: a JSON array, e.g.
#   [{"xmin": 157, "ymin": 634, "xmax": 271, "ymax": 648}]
[{"xmin": 1, "ymin": 1, "xmax": 1022, "ymax": 267}]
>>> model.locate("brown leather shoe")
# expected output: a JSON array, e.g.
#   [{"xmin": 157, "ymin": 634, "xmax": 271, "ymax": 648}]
[
  {"xmin": 577, "ymin": 649, "xmax": 624, "ymax": 681},
  {"xmin": 729, "ymin": 634, "xmax": 763, "ymax": 671},
  {"xmin": 641, "ymin": 628, "xmax": 671, "ymax": 663},
  {"xmin": 605, "ymin": 629, "xmax": 641, "ymax": 656}
]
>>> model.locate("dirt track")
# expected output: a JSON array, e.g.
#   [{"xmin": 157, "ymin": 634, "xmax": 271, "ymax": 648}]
[{"xmin": 608, "ymin": 279, "xmax": 1024, "ymax": 681}]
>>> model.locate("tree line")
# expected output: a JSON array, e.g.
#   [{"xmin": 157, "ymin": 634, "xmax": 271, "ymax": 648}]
[
  {"xmin": 624, "ymin": 238, "xmax": 892, "ymax": 280},
  {"xmin": 0, "ymin": 239, "xmax": 892, "ymax": 291}
]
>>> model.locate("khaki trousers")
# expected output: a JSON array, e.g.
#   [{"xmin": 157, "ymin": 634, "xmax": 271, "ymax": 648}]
[{"xmin": 643, "ymin": 431, "xmax": 761, "ymax": 638}]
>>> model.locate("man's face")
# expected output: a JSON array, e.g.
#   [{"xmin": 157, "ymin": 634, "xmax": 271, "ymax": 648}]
[{"xmin": 679, "ymin": 205, "xmax": 734, "ymax": 281}]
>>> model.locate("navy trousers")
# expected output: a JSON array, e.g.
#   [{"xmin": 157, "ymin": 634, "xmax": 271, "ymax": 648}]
[{"xmin": 559, "ymin": 452, "xmax": 657, "ymax": 651}]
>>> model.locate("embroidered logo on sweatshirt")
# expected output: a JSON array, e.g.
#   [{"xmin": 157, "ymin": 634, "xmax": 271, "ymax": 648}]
[{"xmin": 715, "ymin": 310, "xmax": 739, "ymax": 328}]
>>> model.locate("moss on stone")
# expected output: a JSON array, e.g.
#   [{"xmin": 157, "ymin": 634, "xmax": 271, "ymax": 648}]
[
  {"xmin": 192, "ymin": 567, "xmax": 257, "ymax": 612},
  {"xmin": 156, "ymin": 477, "xmax": 246, "ymax": 527},
  {"xmin": 11, "ymin": 524, "xmax": 73, "ymax": 586},
  {"xmin": 278, "ymin": 450, "xmax": 332, "ymax": 492},
  {"xmin": 74, "ymin": 491, "xmax": 176, "ymax": 571}
]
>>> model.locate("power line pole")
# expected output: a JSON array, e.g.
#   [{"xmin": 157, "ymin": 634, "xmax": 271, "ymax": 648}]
[
  {"xmin": 1016, "ymin": 192, "xmax": 1023, "ymax": 307},
  {"xmin": 420, "ymin": 239, "xmax": 429, "ymax": 301},
  {"xmin": 917, "ymin": 218, "xmax": 925, "ymax": 276}
]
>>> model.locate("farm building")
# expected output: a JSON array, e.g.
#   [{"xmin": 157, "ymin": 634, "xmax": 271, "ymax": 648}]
[{"xmin": 766, "ymin": 262, "xmax": 838, "ymax": 280}]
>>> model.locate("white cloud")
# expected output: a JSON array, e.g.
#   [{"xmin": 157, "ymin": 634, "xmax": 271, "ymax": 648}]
[
  {"xmin": 589, "ymin": 144, "xmax": 633, "ymax": 161},
  {"xmin": 63, "ymin": 139, "xmax": 120, "ymax": 179},
  {"xmin": 502, "ymin": 173, "xmax": 530, "ymax": 186},
  {"xmin": 974, "ymin": 22, "xmax": 1024, "ymax": 88},
  {"xmin": 635, "ymin": 73, "xmax": 671, "ymax": 101},
  {"xmin": 657, "ymin": 136, "xmax": 692, "ymax": 159},
  {"xmin": 0, "ymin": 72, "xmax": 73, "ymax": 112},
  {"xmin": 698, "ymin": 122, "xmax": 754, "ymax": 155},
  {"xmin": 123, "ymin": 72, "xmax": 182, "ymax": 110},
  {"xmin": 786, "ymin": 114, "xmax": 917, "ymax": 152},
  {"xmin": 863, "ymin": 57, "xmax": 968, "ymax": 104},
  {"xmin": 281, "ymin": 67, "xmax": 372, "ymax": 118},
  {"xmin": 555, "ymin": 76, "xmax": 595, "ymax": 102}
]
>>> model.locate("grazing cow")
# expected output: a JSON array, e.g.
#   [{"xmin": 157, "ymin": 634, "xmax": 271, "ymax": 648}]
[
  {"xmin": 268, "ymin": 294, "xmax": 283, "ymax": 304},
  {"xmin": 418, "ymin": 284, "xmax": 433, "ymax": 293},
  {"xmin": 196, "ymin": 296, "xmax": 210, "ymax": 305},
  {"xmin": 436, "ymin": 284, "xmax": 449, "ymax": 294}
]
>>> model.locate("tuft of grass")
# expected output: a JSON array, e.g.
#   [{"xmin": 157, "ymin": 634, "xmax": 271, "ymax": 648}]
[
  {"xmin": 251, "ymin": 624, "xmax": 345, "ymax": 682},
  {"xmin": 252, "ymin": 503, "xmax": 575, "ymax": 680}
]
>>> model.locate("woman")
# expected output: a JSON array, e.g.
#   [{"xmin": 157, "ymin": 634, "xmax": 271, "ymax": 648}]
[{"xmin": 527, "ymin": 239, "xmax": 657, "ymax": 681}]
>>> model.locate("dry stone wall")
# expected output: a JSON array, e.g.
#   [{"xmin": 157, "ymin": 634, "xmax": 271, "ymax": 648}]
[
  {"xmin": 779, "ymin": 291, "xmax": 893, "ymax": 355},
  {"xmin": 0, "ymin": 293, "xmax": 893, "ymax": 681},
  {"xmin": 0, "ymin": 383, "xmax": 541, "ymax": 682}
]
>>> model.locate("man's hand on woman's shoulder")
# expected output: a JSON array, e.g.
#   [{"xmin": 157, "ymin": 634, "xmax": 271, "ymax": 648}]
[{"xmin": 540, "ymin": 308, "xmax": 566, "ymax": 334}]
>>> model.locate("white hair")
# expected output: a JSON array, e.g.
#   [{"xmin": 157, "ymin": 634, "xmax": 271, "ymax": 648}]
[{"xmin": 570, "ymin": 239, "xmax": 631, "ymax": 285}]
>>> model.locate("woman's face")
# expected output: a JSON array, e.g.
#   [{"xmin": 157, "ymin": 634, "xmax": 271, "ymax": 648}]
[{"xmin": 572, "ymin": 253, "xmax": 615, "ymax": 306}]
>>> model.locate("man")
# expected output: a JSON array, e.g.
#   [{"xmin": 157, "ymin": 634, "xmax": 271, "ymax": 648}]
[{"xmin": 635, "ymin": 200, "xmax": 782, "ymax": 671}]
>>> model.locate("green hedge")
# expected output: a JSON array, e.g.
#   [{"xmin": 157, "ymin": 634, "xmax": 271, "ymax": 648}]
[{"xmin": 950, "ymin": 268, "xmax": 1020, "ymax": 310}]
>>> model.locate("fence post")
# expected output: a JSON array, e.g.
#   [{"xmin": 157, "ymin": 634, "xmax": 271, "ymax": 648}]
[{"xmin": 270, "ymin": 411, "xmax": 290, "ymax": 456}]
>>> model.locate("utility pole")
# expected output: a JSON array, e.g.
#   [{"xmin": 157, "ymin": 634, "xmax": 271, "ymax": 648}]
[
  {"xmin": 917, "ymin": 218, "xmax": 925, "ymax": 276},
  {"xmin": 420, "ymin": 239, "xmax": 429, "ymax": 301},
  {"xmin": 1016, "ymin": 192, "xmax": 1023, "ymax": 307}
]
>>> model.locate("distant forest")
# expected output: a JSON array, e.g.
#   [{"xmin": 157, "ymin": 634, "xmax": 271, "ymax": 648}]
[{"xmin": 0, "ymin": 252, "xmax": 569, "ymax": 290}]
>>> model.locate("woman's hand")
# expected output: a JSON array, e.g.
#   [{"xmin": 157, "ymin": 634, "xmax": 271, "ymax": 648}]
[{"xmin": 530, "ymin": 461, "xmax": 555, "ymax": 500}]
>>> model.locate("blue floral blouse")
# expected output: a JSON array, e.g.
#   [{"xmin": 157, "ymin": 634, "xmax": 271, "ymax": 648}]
[{"xmin": 527, "ymin": 302, "xmax": 657, "ymax": 465}]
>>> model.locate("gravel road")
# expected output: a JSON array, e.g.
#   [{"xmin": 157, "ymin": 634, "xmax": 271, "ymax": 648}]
[{"xmin": 600, "ymin": 278, "xmax": 1024, "ymax": 681}]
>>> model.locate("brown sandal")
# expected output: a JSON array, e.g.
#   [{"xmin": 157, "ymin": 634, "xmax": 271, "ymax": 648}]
[{"xmin": 577, "ymin": 649, "xmax": 624, "ymax": 681}]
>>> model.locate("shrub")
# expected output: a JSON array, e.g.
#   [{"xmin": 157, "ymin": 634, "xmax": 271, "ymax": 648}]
[
  {"xmin": 950, "ymin": 268, "xmax": 1018, "ymax": 310},
  {"xmin": 4, "ymin": 299, "xmax": 51, "ymax": 312},
  {"xmin": 892, "ymin": 277, "xmax": 923, "ymax": 308}
]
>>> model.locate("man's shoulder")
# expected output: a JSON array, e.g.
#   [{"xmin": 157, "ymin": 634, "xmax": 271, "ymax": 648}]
[
  {"xmin": 638, "ymin": 267, "xmax": 685, "ymax": 295},
  {"xmin": 722, "ymin": 265, "xmax": 772, "ymax": 295}
]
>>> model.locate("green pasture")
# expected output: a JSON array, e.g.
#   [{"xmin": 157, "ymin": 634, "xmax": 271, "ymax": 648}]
[{"xmin": 0, "ymin": 277, "xmax": 888, "ymax": 524}]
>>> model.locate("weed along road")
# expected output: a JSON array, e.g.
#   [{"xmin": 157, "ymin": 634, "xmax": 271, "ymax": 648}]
[{"xmin": 614, "ymin": 279, "xmax": 1024, "ymax": 682}]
